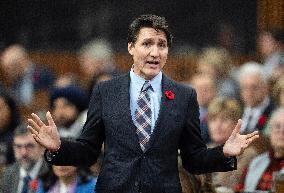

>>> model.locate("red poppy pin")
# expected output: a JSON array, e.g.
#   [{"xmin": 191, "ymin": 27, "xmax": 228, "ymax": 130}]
[
  {"xmin": 165, "ymin": 90, "xmax": 174, "ymax": 100},
  {"xmin": 29, "ymin": 179, "xmax": 39, "ymax": 191},
  {"xmin": 258, "ymin": 115, "xmax": 267, "ymax": 127}
]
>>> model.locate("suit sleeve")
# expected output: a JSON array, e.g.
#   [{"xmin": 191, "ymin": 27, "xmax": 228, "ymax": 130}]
[
  {"xmin": 45, "ymin": 83, "xmax": 105, "ymax": 166},
  {"xmin": 179, "ymin": 89, "xmax": 236, "ymax": 174}
]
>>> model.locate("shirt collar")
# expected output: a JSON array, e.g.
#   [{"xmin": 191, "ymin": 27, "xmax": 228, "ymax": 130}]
[
  {"xmin": 19, "ymin": 158, "xmax": 43, "ymax": 180},
  {"xmin": 130, "ymin": 70, "xmax": 162, "ymax": 92}
]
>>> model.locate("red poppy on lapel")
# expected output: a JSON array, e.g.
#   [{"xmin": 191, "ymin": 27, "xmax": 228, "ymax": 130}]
[
  {"xmin": 165, "ymin": 90, "xmax": 174, "ymax": 100},
  {"xmin": 29, "ymin": 179, "xmax": 39, "ymax": 192},
  {"xmin": 258, "ymin": 115, "xmax": 267, "ymax": 127}
]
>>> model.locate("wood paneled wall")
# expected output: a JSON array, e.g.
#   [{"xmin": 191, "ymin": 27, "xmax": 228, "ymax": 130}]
[{"xmin": 257, "ymin": 0, "xmax": 284, "ymax": 30}]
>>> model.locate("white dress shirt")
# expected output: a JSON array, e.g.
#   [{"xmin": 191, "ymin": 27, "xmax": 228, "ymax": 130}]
[
  {"xmin": 129, "ymin": 70, "xmax": 162, "ymax": 132},
  {"xmin": 17, "ymin": 158, "xmax": 43, "ymax": 193}
]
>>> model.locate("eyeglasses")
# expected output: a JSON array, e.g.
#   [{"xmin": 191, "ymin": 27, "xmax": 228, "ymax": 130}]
[{"xmin": 13, "ymin": 143, "xmax": 36, "ymax": 150}]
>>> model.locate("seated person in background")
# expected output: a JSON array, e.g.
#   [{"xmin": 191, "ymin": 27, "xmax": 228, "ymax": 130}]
[
  {"xmin": 36, "ymin": 164, "xmax": 96, "ymax": 193},
  {"xmin": 207, "ymin": 97, "xmax": 259, "ymax": 193},
  {"xmin": 0, "ymin": 44, "xmax": 54, "ymax": 105},
  {"xmin": 258, "ymin": 28, "xmax": 284, "ymax": 80},
  {"xmin": 196, "ymin": 46, "xmax": 239, "ymax": 99},
  {"xmin": 50, "ymin": 86, "xmax": 89, "ymax": 138},
  {"xmin": 0, "ymin": 90, "xmax": 21, "ymax": 170},
  {"xmin": 78, "ymin": 38, "xmax": 119, "ymax": 96},
  {"xmin": 234, "ymin": 107, "xmax": 284, "ymax": 192},
  {"xmin": 0, "ymin": 124, "xmax": 48, "ymax": 193},
  {"xmin": 187, "ymin": 74, "xmax": 217, "ymax": 143},
  {"xmin": 238, "ymin": 62, "xmax": 276, "ymax": 134},
  {"xmin": 54, "ymin": 73, "xmax": 80, "ymax": 88}
]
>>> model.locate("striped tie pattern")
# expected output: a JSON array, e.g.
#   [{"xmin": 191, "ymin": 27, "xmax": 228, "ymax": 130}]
[{"xmin": 134, "ymin": 81, "xmax": 152, "ymax": 152}]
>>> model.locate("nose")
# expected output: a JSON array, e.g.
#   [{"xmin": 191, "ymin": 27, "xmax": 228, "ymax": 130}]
[
  {"xmin": 18, "ymin": 146, "xmax": 29, "ymax": 156},
  {"xmin": 150, "ymin": 45, "xmax": 159, "ymax": 57}
]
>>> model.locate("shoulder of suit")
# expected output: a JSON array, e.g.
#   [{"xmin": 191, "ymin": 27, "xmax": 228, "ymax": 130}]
[{"xmin": 1, "ymin": 162, "xmax": 20, "ymax": 177}]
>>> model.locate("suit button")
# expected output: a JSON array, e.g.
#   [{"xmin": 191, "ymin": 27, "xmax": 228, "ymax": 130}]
[{"xmin": 135, "ymin": 181, "xmax": 139, "ymax": 186}]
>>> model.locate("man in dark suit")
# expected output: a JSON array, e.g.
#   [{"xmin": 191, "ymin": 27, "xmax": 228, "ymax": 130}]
[
  {"xmin": 0, "ymin": 124, "xmax": 47, "ymax": 193},
  {"xmin": 28, "ymin": 14, "xmax": 259, "ymax": 193}
]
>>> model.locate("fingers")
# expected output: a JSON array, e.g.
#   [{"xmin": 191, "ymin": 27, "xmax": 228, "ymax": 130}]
[
  {"xmin": 27, "ymin": 118, "xmax": 41, "ymax": 133},
  {"xmin": 245, "ymin": 131, "xmax": 259, "ymax": 140},
  {"xmin": 31, "ymin": 134, "xmax": 43, "ymax": 146},
  {"xmin": 46, "ymin": 111, "xmax": 56, "ymax": 127},
  {"xmin": 28, "ymin": 125, "xmax": 38, "ymax": 136},
  {"xmin": 232, "ymin": 119, "xmax": 242, "ymax": 135},
  {"xmin": 31, "ymin": 113, "xmax": 45, "ymax": 127}
]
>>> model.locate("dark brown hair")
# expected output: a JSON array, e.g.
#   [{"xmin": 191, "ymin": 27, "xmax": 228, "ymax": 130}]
[{"xmin": 127, "ymin": 14, "xmax": 173, "ymax": 47}]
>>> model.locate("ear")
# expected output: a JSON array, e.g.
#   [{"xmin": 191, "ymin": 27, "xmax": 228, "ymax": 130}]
[{"xmin": 128, "ymin": 43, "xmax": 134, "ymax": 56}]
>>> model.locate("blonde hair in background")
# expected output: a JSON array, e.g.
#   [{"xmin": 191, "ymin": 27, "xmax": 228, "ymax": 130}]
[
  {"xmin": 197, "ymin": 47, "xmax": 232, "ymax": 77},
  {"xmin": 208, "ymin": 96, "xmax": 241, "ymax": 123}
]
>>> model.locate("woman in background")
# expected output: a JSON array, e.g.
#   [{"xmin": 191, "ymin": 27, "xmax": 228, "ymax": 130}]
[
  {"xmin": 206, "ymin": 97, "xmax": 259, "ymax": 193},
  {"xmin": 36, "ymin": 165, "xmax": 96, "ymax": 193}
]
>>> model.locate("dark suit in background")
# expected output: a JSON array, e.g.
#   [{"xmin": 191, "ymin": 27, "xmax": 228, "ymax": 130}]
[{"xmin": 0, "ymin": 160, "xmax": 48, "ymax": 193}]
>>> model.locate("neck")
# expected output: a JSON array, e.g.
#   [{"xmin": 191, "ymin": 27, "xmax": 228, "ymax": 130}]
[{"xmin": 60, "ymin": 175, "xmax": 76, "ymax": 186}]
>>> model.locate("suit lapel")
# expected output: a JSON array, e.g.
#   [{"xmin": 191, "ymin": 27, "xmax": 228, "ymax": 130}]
[
  {"xmin": 116, "ymin": 73, "xmax": 143, "ymax": 152},
  {"xmin": 145, "ymin": 74, "xmax": 176, "ymax": 152},
  {"xmin": 12, "ymin": 164, "xmax": 20, "ymax": 193}
]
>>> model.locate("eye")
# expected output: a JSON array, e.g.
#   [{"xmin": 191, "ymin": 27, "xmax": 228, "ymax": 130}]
[
  {"xmin": 142, "ymin": 42, "xmax": 151, "ymax": 47},
  {"xmin": 158, "ymin": 42, "xmax": 167, "ymax": 48}
]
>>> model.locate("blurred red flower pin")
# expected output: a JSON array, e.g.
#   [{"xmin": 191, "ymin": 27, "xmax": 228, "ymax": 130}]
[{"xmin": 165, "ymin": 90, "xmax": 174, "ymax": 100}]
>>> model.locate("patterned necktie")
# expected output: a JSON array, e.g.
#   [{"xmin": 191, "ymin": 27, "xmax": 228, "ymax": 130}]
[
  {"xmin": 134, "ymin": 81, "xmax": 152, "ymax": 152},
  {"xmin": 21, "ymin": 175, "xmax": 31, "ymax": 193}
]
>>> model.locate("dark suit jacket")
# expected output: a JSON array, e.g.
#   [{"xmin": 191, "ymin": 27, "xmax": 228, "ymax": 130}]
[
  {"xmin": 46, "ymin": 73, "xmax": 236, "ymax": 193},
  {"xmin": 0, "ymin": 160, "xmax": 48, "ymax": 193}
]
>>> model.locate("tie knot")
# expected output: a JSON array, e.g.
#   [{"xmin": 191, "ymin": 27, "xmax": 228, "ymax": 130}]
[
  {"xmin": 24, "ymin": 175, "xmax": 31, "ymax": 182},
  {"xmin": 141, "ymin": 81, "xmax": 152, "ymax": 92}
]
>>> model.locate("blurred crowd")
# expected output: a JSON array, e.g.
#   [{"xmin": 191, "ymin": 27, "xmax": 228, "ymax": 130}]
[{"xmin": 0, "ymin": 28, "xmax": 284, "ymax": 193}]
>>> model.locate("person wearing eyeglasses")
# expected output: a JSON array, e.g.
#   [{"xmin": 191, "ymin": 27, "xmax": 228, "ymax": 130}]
[
  {"xmin": 234, "ymin": 107, "xmax": 284, "ymax": 192},
  {"xmin": 0, "ymin": 124, "xmax": 48, "ymax": 193}
]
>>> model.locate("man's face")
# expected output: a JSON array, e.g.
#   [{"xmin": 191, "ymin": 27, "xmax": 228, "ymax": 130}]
[
  {"xmin": 52, "ymin": 97, "xmax": 79, "ymax": 128},
  {"xmin": 190, "ymin": 76, "xmax": 216, "ymax": 107},
  {"xmin": 270, "ymin": 111, "xmax": 284, "ymax": 153},
  {"xmin": 128, "ymin": 27, "xmax": 168, "ymax": 80},
  {"xmin": 79, "ymin": 54, "xmax": 103, "ymax": 78},
  {"xmin": 258, "ymin": 33, "xmax": 277, "ymax": 57},
  {"xmin": 240, "ymin": 74, "xmax": 267, "ymax": 108},
  {"xmin": 0, "ymin": 48, "xmax": 25, "ymax": 81},
  {"xmin": 13, "ymin": 134, "xmax": 43, "ymax": 171}
]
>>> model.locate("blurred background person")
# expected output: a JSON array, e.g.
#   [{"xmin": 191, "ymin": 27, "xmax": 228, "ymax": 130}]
[
  {"xmin": 49, "ymin": 86, "xmax": 89, "ymax": 138},
  {"xmin": 206, "ymin": 97, "xmax": 259, "ymax": 193},
  {"xmin": 0, "ymin": 90, "xmax": 21, "ymax": 172},
  {"xmin": 273, "ymin": 75, "xmax": 284, "ymax": 108},
  {"xmin": 234, "ymin": 108, "xmax": 284, "ymax": 192},
  {"xmin": 195, "ymin": 46, "xmax": 239, "ymax": 99},
  {"xmin": 238, "ymin": 62, "xmax": 276, "ymax": 134},
  {"xmin": 0, "ymin": 44, "xmax": 55, "ymax": 106},
  {"xmin": 36, "ymin": 165, "xmax": 96, "ymax": 193},
  {"xmin": 258, "ymin": 28, "xmax": 284, "ymax": 81},
  {"xmin": 0, "ymin": 124, "xmax": 47, "ymax": 193},
  {"xmin": 187, "ymin": 74, "xmax": 217, "ymax": 143},
  {"xmin": 54, "ymin": 73, "xmax": 80, "ymax": 88},
  {"xmin": 78, "ymin": 38, "xmax": 119, "ymax": 96}
]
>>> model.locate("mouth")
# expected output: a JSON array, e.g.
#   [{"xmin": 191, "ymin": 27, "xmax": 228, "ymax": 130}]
[{"xmin": 146, "ymin": 60, "xmax": 160, "ymax": 68}]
